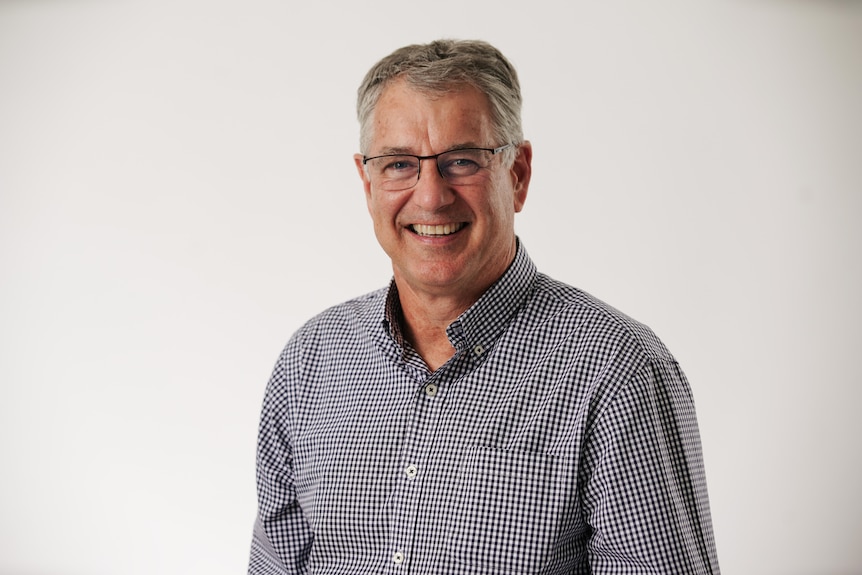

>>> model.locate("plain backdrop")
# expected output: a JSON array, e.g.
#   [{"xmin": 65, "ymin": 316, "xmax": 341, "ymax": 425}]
[{"xmin": 1, "ymin": 0, "xmax": 860, "ymax": 573}]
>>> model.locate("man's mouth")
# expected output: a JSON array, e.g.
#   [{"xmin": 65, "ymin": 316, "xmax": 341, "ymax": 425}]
[{"xmin": 410, "ymin": 223, "xmax": 466, "ymax": 236}]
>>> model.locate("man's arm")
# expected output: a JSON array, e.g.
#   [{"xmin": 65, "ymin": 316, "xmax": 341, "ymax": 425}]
[
  {"xmin": 248, "ymin": 344, "xmax": 313, "ymax": 575},
  {"xmin": 581, "ymin": 358, "xmax": 720, "ymax": 574}
]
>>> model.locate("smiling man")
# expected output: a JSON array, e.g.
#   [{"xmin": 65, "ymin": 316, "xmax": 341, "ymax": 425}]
[{"xmin": 249, "ymin": 40, "xmax": 720, "ymax": 574}]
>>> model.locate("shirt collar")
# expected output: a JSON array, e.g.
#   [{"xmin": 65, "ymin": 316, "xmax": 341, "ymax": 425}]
[{"xmin": 382, "ymin": 239, "xmax": 537, "ymax": 365}]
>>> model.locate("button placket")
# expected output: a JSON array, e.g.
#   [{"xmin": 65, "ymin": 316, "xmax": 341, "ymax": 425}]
[{"xmin": 390, "ymin": 370, "xmax": 449, "ymax": 570}]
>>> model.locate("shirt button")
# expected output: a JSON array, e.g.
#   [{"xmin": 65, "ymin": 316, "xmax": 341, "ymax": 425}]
[
  {"xmin": 473, "ymin": 344, "xmax": 485, "ymax": 356},
  {"xmin": 405, "ymin": 464, "xmax": 418, "ymax": 479},
  {"xmin": 393, "ymin": 550, "xmax": 405, "ymax": 565},
  {"xmin": 424, "ymin": 383, "xmax": 438, "ymax": 397}
]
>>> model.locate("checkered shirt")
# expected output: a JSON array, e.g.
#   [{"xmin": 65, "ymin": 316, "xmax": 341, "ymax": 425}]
[{"xmin": 249, "ymin": 241, "xmax": 720, "ymax": 574}]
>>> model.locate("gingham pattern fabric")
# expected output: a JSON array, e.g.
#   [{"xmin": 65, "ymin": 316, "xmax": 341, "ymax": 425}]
[{"xmin": 249, "ymin": 242, "xmax": 720, "ymax": 574}]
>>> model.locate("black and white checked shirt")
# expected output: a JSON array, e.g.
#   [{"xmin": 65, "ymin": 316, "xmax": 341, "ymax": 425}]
[{"xmin": 249, "ymin": 242, "xmax": 720, "ymax": 574}]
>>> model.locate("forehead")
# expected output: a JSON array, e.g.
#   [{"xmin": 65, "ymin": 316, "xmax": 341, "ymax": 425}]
[{"xmin": 369, "ymin": 79, "xmax": 495, "ymax": 152}]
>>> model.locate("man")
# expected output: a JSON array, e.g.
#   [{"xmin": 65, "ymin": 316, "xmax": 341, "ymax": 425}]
[{"xmin": 249, "ymin": 39, "xmax": 720, "ymax": 574}]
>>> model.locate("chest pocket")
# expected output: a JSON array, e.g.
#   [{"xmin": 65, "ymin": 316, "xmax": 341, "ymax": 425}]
[{"xmin": 445, "ymin": 445, "xmax": 574, "ymax": 574}]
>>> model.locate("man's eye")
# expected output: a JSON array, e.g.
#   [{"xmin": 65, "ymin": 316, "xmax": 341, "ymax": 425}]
[
  {"xmin": 441, "ymin": 156, "xmax": 481, "ymax": 175},
  {"xmin": 384, "ymin": 159, "xmax": 418, "ymax": 172}
]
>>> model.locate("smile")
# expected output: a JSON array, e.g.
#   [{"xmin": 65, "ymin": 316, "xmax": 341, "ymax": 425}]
[{"xmin": 410, "ymin": 223, "xmax": 466, "ymax": 236}]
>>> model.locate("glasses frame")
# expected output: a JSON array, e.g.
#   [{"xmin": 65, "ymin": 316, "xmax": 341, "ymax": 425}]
[{"xmin": 362, "ymin": 143, "xmax": 514, "ymax": 191}]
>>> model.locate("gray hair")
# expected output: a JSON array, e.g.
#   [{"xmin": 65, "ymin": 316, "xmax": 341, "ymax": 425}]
[{"xmin": 356, "ymin": 39, "xmax": 523, "ymax": 161}]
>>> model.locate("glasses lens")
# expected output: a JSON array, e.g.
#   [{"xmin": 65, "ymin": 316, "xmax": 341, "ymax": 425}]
[
  {"xmin": 438, "ymin": 149, "xmax": 492, "ymax": 185},
  {"xmin": 366, "ymin": 156, "xmax": 419, "ymax": 191}
]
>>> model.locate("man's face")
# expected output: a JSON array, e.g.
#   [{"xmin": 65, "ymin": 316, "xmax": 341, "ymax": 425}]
[{"xmin": 354, "ymin": 79, "xmax": 531, "ymax": 303}]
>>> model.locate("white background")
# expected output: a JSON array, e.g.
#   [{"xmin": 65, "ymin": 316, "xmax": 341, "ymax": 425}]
[{"xmin": 1, "ymin": 0, "xmax": 860, "ymax": 573}]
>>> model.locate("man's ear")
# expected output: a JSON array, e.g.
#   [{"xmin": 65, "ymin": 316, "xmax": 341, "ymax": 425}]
[
  {"xmin": 511, "ymin": 141, "xmax": 532, "ymax": 213},
  {"xmin": 354, "ymin": 154, "xmax": 373, "ymax": 207}
]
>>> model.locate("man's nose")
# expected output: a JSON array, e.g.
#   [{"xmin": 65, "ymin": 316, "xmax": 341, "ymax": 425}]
[{"xmin": 411, "ymin": 159, "xmax": 455, "ymax": 210}]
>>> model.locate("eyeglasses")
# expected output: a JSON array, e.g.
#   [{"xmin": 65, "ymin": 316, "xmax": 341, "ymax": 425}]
[{"xmin": 362, "ymin": 144, "xmax": 514, "ymax": 192}]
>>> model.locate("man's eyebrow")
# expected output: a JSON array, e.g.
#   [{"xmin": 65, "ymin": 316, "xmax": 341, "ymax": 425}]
[
  {"xmin": 375, "ymin": 146, "xmax": 413, "ymax": 155},
  {"xmin": 374, "ymin": 143, "xmax": 484, "ymax": 156},
  {"xmin": 445, "ymin": 142, "xmax": 484, "ymax": 152}
]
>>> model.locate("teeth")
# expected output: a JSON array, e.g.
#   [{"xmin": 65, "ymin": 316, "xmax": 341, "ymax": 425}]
[{"xmin": 412, "ymin": 223, "xmax": 464, "ymax": 236}]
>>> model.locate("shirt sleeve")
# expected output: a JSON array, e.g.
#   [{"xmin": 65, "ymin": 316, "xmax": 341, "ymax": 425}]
[
  {"xmin": 581, "ymin": 358, "xmax": 720, "ymax": 574},
  {"xmin": 248, "ymin": 340, "xmax": 313, "ymax": 575}
]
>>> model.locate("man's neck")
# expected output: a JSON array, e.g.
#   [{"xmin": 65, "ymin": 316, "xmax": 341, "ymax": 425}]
[
  {"xmin": 391, "ymin": 242, "xmax": 519, "ymax": 371},
  {"xmin": 395, "ymin": 285, "xmax": 479, "ymax": 372}
]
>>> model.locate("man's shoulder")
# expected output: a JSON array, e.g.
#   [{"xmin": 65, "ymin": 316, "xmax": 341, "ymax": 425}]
[{"xmin": 528, "ymin": 273, "xmax": 673, "ymax": 362}]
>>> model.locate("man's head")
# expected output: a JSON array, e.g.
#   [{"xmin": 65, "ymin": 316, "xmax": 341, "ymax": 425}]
[
  {"xmin": 356, "ymin": 39, "xmax": 524, "ymax": 162},
  {"xmin": 354, "ymin": 40, "xmax": 532, "ymax": 306}
]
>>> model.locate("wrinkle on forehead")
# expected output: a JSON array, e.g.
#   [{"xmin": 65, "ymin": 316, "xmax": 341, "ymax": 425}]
[{"xmin": 368, "ymin": 80, "xmax": 495, "ymax": 157}]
